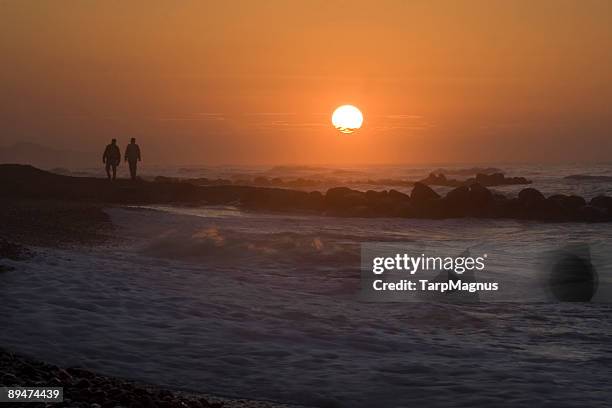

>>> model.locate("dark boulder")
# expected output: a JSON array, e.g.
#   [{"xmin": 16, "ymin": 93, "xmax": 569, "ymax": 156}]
[
  {"xmin": 411, "ymin": 182, "xmax": 440, "ymax": 202},
  {"xmin": 443, "ymin": 183, "xmax": 493, "ymax": 217},
  {"xmin": 518, "ymin": 188, "xmax": 545, "ymax": 204},
  {"xmin": 388, "ymin": 189, "xmax": 410, "ymax": 202},
  {"xmin": 541, "ymin": 197, "xmax": 572, "ymax": 221},
  {"xmin": 577, "ymin": 205, "xmax": 607, "ymax": 222},
  {"xmin": 446, "ymin": 185, "xmax": 470, "ymax": 203},
  {"xmin": 549, "ymin": 194, "xmax": 586, "ymax": 213},
  {"xmin": 475, "ymin": 173, "xmax": 504, "ymax": 186},
  {"xmin": 473, "ymin": 173, "xmax": 531, "ymax": 186},
  {"xmin": 590, "ymin": 195, "xmax": 612, "ymax": 213},
  {"xmin": 468, "ymin": 183, "xmax": 493, "ymax": 205},
  {"xmin": 242, "ymin": 188, "xmax": 322, "ymax": 212},
  {"xmin": 419, "ymin": 173, "xmax": 459, "ymax": 187},
  {"xmin": 324, "ymin": 187, "xmax": 367, "ymax": 214},
  {"xmin": 341, "ymin": 205, "xmax": 372, "ymax": 218},
  {"xmin": 364, "ymin": 190, "xmax": 396, "ymax": 216},
  {"xmin": 444, "ymin": 185, "xmax": 471, "ymax": 216},
  {"xmin": 516, "ymin": 188, "xmax": 550, "ymax": 219},
  {"xmin": 395, "ymin": 202, "xmax": 415, "ymax": 218},
  {"xmin": 365, "ymin": 189, "xmax": 388, "ymax": 203}
]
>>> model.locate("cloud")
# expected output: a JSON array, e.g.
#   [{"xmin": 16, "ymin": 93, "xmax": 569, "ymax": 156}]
[
  {"xmin": 154, "ymin": 113, "xmax": 225, "ymax": 121},
  {"xmin": 243, "ymin": 112, "xmax": 297, "ymax": 116},
  {"xmin": 384, "ymin": 114, "xmax": 423, "ymax": 120}
]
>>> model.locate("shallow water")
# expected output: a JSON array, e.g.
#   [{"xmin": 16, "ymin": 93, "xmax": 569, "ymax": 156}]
[{"xmin": 2, "ymin": 205, "xmax": 612, "ymax": 407}]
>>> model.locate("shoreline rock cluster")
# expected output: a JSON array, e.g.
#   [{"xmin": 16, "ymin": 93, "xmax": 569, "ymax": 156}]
[
  {"xmin": 419, "ymin": 172, "xmax": 531, "ymax": 187},
  {"xmin": 154, "ymin": 172, "xmax": 527, "ymax": 190},
  {"xmin": 2, "ymin": 164, "xmax": 611, "ymax": 222},
  {"xmin": 250, "ymin": 183, "xmax": 609, "ymax": 221},
  {"xmin": 154, "ymin": 175, "xmax": 415, "ymax": 189}
]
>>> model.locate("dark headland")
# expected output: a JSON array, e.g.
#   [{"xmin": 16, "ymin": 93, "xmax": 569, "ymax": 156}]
[{"xmin": 2, "ymin": 164, "xmax": 611, "ymax": 222}]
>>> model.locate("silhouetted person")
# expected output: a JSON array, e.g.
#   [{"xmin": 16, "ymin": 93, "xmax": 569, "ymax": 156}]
[
  {"xmin": 124, "ymin": 138, "xmax": 142, "ymax": 180},
  {"xmin": 102, "ymin": 139, "xmax": 121, "ymax": 180}
]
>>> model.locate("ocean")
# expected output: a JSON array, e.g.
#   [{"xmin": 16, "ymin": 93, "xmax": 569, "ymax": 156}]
[{"xmin": 2, "ymin": 164, "xmax": 612, "ymax": 407}]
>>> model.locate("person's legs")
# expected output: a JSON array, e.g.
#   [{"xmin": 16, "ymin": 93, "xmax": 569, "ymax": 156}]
[
  {"xmin": 105, "ymin": 162, "xmax": 111, "ymax": 179},
  {"xmin": 129, "ymin": 160, "xmax": 137, "ymax": 180},
  {"xmin": 112, "ymin": 164, "xmax": 117, "ymax": 180}
]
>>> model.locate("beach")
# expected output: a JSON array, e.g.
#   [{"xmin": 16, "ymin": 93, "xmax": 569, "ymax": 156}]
[
  {"xmin": 0, "ymin": 195, "xmax": 311, "ymax": 408},
  {"xmin": 2, "ymin": 164, "xmax": 612, "ymax": 407}
]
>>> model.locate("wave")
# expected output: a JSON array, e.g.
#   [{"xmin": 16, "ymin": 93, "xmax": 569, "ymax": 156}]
[
  {"xmin": 564, "ymin": 174, "xmax": 612, "ymax": 182},
  {"xmin": 139, "ymin": 226, "xmax": 361, "ymax": 271},
  {"xmin": 432, "ymin": 167, "xmax": 502, "ymax": 176}
]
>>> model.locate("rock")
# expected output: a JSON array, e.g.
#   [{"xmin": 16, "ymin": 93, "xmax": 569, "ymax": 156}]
[
  {"xmin": 363, "ymin": 190, "xmax": 401, "ymax": 216},
  {"xmin": 91, "ymin": 390, "xmax": 107, "ymax": 402},
  {"xmin": 420, "ymin": 173, "xmax": 458, "ymax": 186},
  {"xmin": 516, "ymin": 188, "xmax": 559, "ymax": 219},
  {"xmin": 394, "ymin": 202, "xmax": 415, "ymax": 218},
  {"xmin": 139, "ymin": 395, "xmax": 158, "ymax": 408},
  {"xmin": 444, "ymin": 185, "xmax": 471, "ymax": 216},
  {"xmin": 443, "ymin": 183, "xmax": 493, "ymax": 217},
  {"xmin": 590, "ymin": 195, "xmax": 612, "ymax": 212},
  {"xmin": 577, "ymin": 205, "xmax": 607, "ymax": 222},
  {"xmin": 388, "ymin": 189, "xmax": 410, "ymax": 202},
  {"xmin": 76, "ymin": 378, "xmax": 92, "ymax": 388},
  {"xmin": 242, "ymin": 187, "xmax": 322, "ymax": 212},
  {"xmin": 467, "ymin": 183, "xmax": 493, "ymax": 206},
  {"xmin": 410, "ymin": 182, "xmax": 440, "ymax": 202},
  {"xmin": 325, "ymin": 187, "xmax": 367, "ymax": 210},
  {"xmin": 68, "ymin": 367, "xmax": 96, "ymax": 378},
  {"xmin": 518, "ymin": 188, "xmax": 545, "ymax": 204},
  {"xmin": 49, "ymin": 376, "xmax": 63, "ymax": 386},
  {"xmin": 541, "ymin": 197, "xmax": 571, "ymax": 221},
  {"xmin": 2, "ymin": 373, "xmax": 19, "ymax": 385},
  {"xmin": 57, "ymin": 368, "xmax": 74, "ymax": 383},
  {"xmin": 421, "ymin": 172, "xmax": 531, "ymax": 187},
  {"xmin": 364, "ymin": 189, "xmax": 388, "ymax": 202},
  {"xmin": 157, "ymin": 390, "xmax": 173, "ymax": 399},
  {"xmin": 473, "ymin": 173, "xmax": 531, "ymax": 186},
  {"xmin": 549, "ymin": 194, "xmax": 586, "ymax": 212},
  {"xmin": 446, "ymin": 185, "xmax": 470, "ymax": 202}
]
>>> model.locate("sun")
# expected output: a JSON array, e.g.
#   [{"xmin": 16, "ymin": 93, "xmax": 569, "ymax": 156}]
[{"xmin": 332, "ymin": 105, "xmax": 363, "ymax": 134}]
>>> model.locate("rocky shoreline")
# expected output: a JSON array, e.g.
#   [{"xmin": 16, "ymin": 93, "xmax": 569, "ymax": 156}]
[
  {"xmin": 419, "ymin": 172, "xmax": 531, "ymax": 187},
  {"xmin": 2, "ymin": 164, "xmax": 611, "ymax": 222},
  {"xmin": 0, "ymin": 348, "xmax": 305, "ymax": 408},
  {"xmin": 0, "ymin": 167, "xmax": 307, "ymax": 408}
]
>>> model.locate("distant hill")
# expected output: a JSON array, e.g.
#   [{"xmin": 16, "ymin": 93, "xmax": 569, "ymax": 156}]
[{"xmin": 0, "ymin": 142, "xmax": 98, "ymax": 169}]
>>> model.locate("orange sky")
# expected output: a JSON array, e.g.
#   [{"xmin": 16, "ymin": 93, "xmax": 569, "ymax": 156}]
[{"xmin": 1, "ymin": 1, "xmax": 611, "ymax": 165}]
